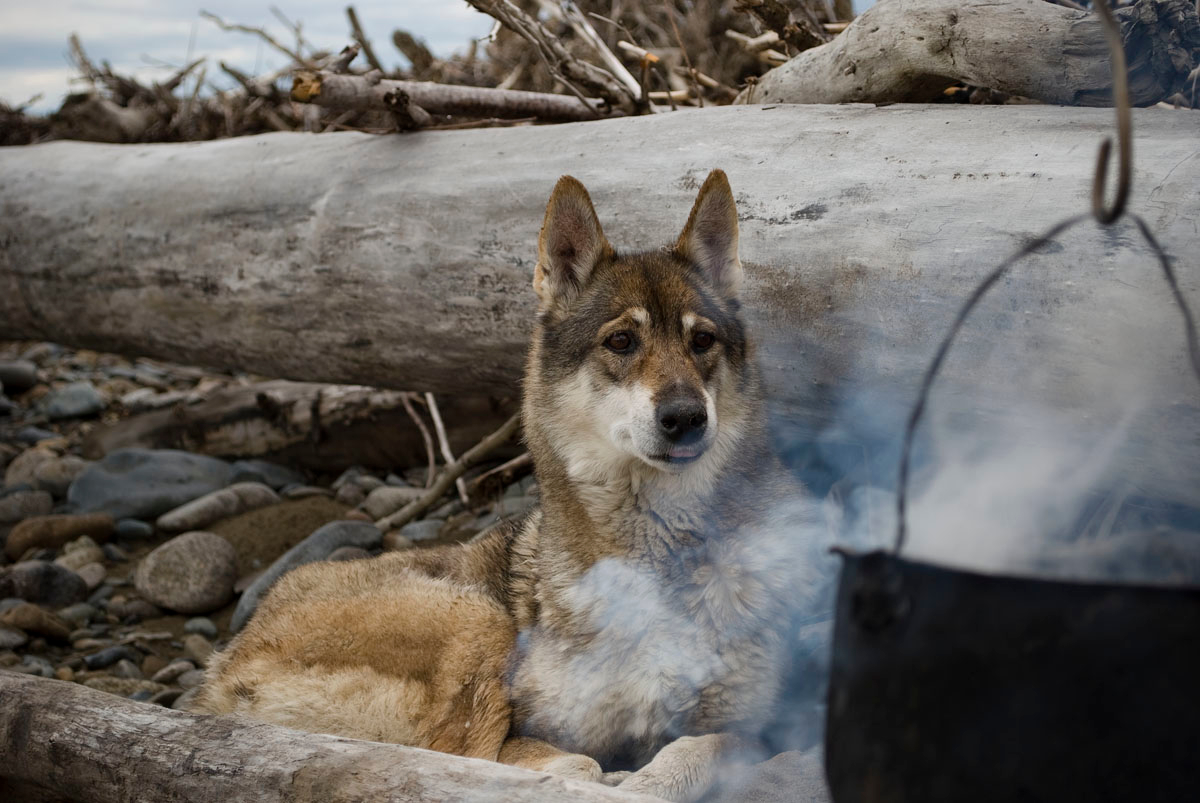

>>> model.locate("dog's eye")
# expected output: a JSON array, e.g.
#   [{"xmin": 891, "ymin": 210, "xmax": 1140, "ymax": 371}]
[
  {"xmin": 692, "ymin": 331, "xmax": 716, "ymax": 351},
  {"xmin": 605, "ymin": 331, "xmax": 634, "ymax": 353}
]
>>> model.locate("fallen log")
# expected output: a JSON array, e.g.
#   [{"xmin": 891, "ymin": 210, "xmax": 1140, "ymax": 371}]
[
  {"xmin": 735, "ymin": 0, "xmax": 1200, "ymax": 106},
  {"xmin": 0, "ymin": 672, "xmax": 657, "ymax": 803},
  {"xmin": 1, "ymin": 104, "xmax": 1198, "ymax": 508},
  {"xmin": 292, "ymin": 71, "xmax": 618, "ymax": 122},
  {"xmin": 80, "ymin": 380, "xmax": 519, "ymax": 471}
]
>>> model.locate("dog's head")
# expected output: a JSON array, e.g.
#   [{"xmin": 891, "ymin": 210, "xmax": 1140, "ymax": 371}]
[{"xmin": 529, "ymin": 170, "xmax": 753, "ymax": 479}]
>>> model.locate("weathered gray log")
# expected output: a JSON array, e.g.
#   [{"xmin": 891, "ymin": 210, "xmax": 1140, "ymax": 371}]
[
  {"xmin": 0, "ymin": 672, "xmax": 658, "ymax": 803},
  {"xmin": 80, "ymin": 380, "xmax": 519, "ymax": 470},
  {"xmin": 1, "ymin": 104, "xmax": 1198, "ymax": 507},
  {"xmin": 736, "ymin": 0, "xmax": 1200, "ymax": 106}
]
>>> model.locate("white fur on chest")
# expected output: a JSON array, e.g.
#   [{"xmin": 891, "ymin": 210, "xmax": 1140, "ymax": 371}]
[{"xmin": 513, "ymin": 541, "xmax": 792, "ymax": 759}]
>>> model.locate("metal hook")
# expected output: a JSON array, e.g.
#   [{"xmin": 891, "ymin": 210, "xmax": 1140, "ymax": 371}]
[{"xmin": 1091, "ymin": 0, "xmax": 1133, "ymax": 225}]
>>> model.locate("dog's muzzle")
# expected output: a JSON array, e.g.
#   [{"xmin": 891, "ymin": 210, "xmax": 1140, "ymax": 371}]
[{"xmin": 654, "ymin": 398, "xmax": 708, "ymax": 463}]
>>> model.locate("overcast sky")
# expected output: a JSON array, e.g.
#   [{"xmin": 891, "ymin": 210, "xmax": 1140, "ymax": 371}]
[{"xmin": 0, "ymin": 1, "xmax": 496, "ymax": 112}]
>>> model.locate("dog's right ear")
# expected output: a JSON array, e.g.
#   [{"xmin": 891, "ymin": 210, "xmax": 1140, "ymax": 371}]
[{"xmin": 535, "ymin": 176, "xmax": 611, "ymax": 311}]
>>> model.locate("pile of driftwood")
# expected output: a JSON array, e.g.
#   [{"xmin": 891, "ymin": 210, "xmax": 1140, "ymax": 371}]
[{"xmin": 3, "ymin": 0, "xmax": 1197, "ymax": 145}]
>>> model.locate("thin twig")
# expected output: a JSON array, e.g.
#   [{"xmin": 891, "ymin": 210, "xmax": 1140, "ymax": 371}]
[
  {"xmin": 425, "ymin": 393, "xmax": 470, "ymax": 504},
  {"xmin": 200, "ymin": 11, "xmax": 317, "ymax": 70},
  {"xmin": 375, "ymin": 413, "xmax": 522, "ymax": 531},
  {"xmin": 467, "ymin": 452, "xmax": 534, "ymax": 494},
  {"xmin": 664, "ymin": 2, "xmax": 703, "ymax": 106},
  {"xmin": 346, "ymin": 6, "xmax": 385, "ymax": 74},
  {"xmin": 401, "ymin": 392, "xmax": 437, "ymax": 489}
]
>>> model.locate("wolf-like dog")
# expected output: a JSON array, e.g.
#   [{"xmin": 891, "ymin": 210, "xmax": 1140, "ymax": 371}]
[{"xmin": 194, "ymin": 170, "xmax": 818, "ymax": 801}]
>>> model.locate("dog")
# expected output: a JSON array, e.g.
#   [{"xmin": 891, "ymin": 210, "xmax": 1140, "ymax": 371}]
[{"xmin": 194, "ymin": 170, "xmax": 819, "ymax": 801}]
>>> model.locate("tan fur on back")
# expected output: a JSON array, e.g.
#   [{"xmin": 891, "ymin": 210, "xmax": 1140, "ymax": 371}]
[{"xmin": 195, "ymin": 550, "xmax": 516, "ymax": 758}]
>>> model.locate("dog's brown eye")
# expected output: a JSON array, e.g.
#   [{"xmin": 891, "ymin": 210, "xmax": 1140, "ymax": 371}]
[
  {"xmin": 605, "ymin": 331, "xmax": 634, "ymax": 353},
  {"xmin": 692, "ymin": 331, "xmax": 715, "ymax": 351}
]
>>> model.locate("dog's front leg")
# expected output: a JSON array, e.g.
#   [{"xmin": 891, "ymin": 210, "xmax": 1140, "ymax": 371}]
[
  {"xmin": 497, "ymin": 736, "xmax": 603, "ymax": 782},
  {"xmin": 618, "ymin": 733, "xmax": 754, "ymax": 802}
]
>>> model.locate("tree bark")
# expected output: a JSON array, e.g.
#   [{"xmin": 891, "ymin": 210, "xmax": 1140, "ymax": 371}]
[
  {"xmin": 735, "ymin": 0, "xmax": 1200, "ymax": 106},
  {"xmin": 1, "ymin": 104, "xmax": 1198, "ymax": 506},
  {"xmin": 0, "ymin": 673, "xmax": 658, "ymax": 803}
]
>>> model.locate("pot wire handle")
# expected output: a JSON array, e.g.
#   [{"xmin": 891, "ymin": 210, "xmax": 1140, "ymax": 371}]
[{"xmin": 893, "ymin": 0, "xmax": 1199, "ymax": 555}]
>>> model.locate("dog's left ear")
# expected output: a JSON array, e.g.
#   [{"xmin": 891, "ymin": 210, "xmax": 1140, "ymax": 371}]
[
  {"xmin": 535, "ymin": 175, "xmax": 612, "ymax": 311},
  {"xmin": 676, "ymin": 169, "xmax": 742, "ymax": 297}
]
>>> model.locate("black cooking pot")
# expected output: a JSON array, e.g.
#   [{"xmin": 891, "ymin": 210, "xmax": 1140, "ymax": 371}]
[{"xmin": 824, "ymin": 548, "xmax": 1200, "ymax": 802}]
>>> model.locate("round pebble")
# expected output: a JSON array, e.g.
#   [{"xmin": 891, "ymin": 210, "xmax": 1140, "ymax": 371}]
[
  {"xmin": 183, "ymin": 617, "xmax": 218, "ymax": 639},
  {"xmin": 134, "ymin": 531, "xmax": 237, "ymax": 615}
]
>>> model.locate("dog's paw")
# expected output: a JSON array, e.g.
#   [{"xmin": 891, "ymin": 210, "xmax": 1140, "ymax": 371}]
[
  {"xmin": 543, "ymin": 753, "xmax": 603, "ymax": 783},
  {"xmin": 618, "ymin": 736, "xmax": 717, "ymax": 802},
  {"xmin": 600, "ymin": 770, "xmax": 633, "ymax": 786}
]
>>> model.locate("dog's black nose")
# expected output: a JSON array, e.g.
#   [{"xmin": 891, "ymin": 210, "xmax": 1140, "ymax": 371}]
[{"xmin": 657, "ymin": 399, "xmax": 707, "ymax": 444}]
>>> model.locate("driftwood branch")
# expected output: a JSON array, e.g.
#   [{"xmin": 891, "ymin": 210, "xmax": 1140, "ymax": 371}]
[
  {"xmin": 200, "ymin": 10, "xmax": 318, "ymax": 71},
  {"xmin": 736, "ymin": 0, "xmax": 1200, "ymax": 106},
  {"xmin": 735, "ymin": 0, "xmax": 831, "ymax": 55},
  {"xmin": 0, "ymin": 673, "xmax": 656, "ymax": 803},
  {"xmin": 376, "ymin": 413, "xmax": 522, "ymax": 530},
  {"xmin": 464, "ymin": 0, "xmax": 637, "ymax": 114},
  {"xmin": 291, "ymin": 71, "xmax": 618, "ymax": 121},
  {"xmin": 346, "ymin": 5, "xmax": 385, "ymax": 74},
  {"xmin": 425, "ymin": 392, "xmax": 470, "ymax": 504}
]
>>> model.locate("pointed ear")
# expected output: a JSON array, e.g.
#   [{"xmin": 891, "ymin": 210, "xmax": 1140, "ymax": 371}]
[
  {"xmin": 534, "ymin": 176, "xmax": 612, "ymax": 310},
  {"xmin": 676, "ymin": 169, "xmax": 742, "ymax": 297}
]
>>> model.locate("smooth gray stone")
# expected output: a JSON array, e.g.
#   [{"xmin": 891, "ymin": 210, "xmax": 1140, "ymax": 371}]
[
  {"xmin": 83, "ymin": 645, "xmax": 141, "ymax": 670},
  {"xmin": 113, "ymin": 519, "xmax": 154, "ymax": 540},
  {"xmin": 15, "ymin": 427, "xmax": 59, "ymax": 445},
  {"xmin": 231, "ymin": 521, "xmax": 381, "ymax": 632},
  {"xmin": 229, "ymin": 459, "xmax": 305, "ymax": 490},
  {"xmin": 42, "ymin": 381, "xmax": 106, "ymax": 419},
  {"xmin": 183, "ymin": 617, "xmax": 218, "ymax": 639},
  {"xmin": 0, "ymin": 360, "xmax": 38, "ymax": 392},
  {"xmin": 398, "ymin": 519, "xmax": 443, "ymax": 543},
  {"xmin": 68, "ymin": 449, "xmax": 233, "ymax": 521},
  {"xmin": 0, "ymin": 560, "xmax": 88, "ymax": 607}
]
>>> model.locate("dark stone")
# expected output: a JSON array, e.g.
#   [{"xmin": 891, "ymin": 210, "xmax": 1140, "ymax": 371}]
[
  {"xmin": 0, "ymin": 361, "xmax": 38, "ymax": 392},
  {"xmin": 230, "ymin": 459, "xmax": 305, "ymax": 490},
  {"xmin": 42, "ymin": 381, "xmax": 106, "ymax": 419},
  {"xmin": 83, "ymin": 645, "xmax": 141, "ymax": 670},
  {"xmin": 113, "ymin": 519, "xmax": 154, "ymax": 540},
  {"xmin": 0, "ymin": 560, "xmax": 88, "ymax": 606},
  {"xmin": 68, "ymin": 449, "xmax": 234, "ymax": 520}
]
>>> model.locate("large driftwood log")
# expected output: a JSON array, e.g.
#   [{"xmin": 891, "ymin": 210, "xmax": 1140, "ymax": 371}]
[
  {"xmin": 736, "ymin": 0, "xmax": 1200, "ymax": 106},
  {"xmin": 0, "ymin": 673, "xmax": 658, "ymax": 803},
  {"xmin": 1, "ymin": 105, "xmax": 1198, "ymax": 506}
]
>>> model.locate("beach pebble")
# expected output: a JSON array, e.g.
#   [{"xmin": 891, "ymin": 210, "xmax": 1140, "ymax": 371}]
[
  {"xmin": 155, "ymin": 482, "xmax": 280, "ymax": 533},
  {"xmin": 135, "ymin": 531, "xmax": 237, "ymax": 614},
  {"xmin": 68, "ymin": 449, "xmax": 233, "ymax": 521},
  {"xmin": 183, "ymin": 617, "xmax": 218, "ymax": 639},
  {"xmin": 362, "ymin": 486, "xmax": 426, "ymax": 520},
  {"xmin": 42, "ymin": 381, "xmax": 106, "ymax": 419},
  {"xmin": 0, "ymin": 360, "xmax": 38, "ymax": 392},
  {"xmin": 5, "ymin": 513, "xmax": 114, "ymax": 560},
  {"xmin": 0, "ymin": 602, "xmax": 71, "ymax": 640},
  {"xmin": 182, "ymin": 634, "xmax": 213, "ymax": 666},
  {"xmin": 0, "ymin": 561, "xmax": 88, "ymax": 607},
  {"xmin": 0, "ymin": 490, "xmax": 54, "ymax": 526}
]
